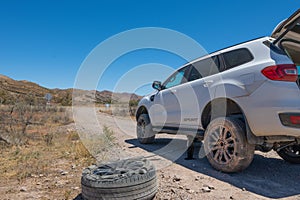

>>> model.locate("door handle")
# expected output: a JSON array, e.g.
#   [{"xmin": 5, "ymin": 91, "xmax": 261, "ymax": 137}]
[{"xmin": 203, "ymin": 80, "xmax": 214, "ymax": 87}]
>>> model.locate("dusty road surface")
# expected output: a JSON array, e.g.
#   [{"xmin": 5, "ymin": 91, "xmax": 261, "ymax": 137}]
[{"xmin": 73, "ymin": 107, "xmax": 300, "ymax": 200}]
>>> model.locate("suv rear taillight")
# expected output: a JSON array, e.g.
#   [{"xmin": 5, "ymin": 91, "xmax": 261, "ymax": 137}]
[
  {"xmin": 279, "ymin": 113, "xmax": 300, "ymax": 128},
  {"xmin": 261, "ymin": 64, "xmax": 297, "ymax": 82}
]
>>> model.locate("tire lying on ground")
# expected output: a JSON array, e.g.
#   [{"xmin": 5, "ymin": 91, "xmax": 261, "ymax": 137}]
[{"xmin": 81, "ymin": 157, "xmax": 157, "ymax": 200}]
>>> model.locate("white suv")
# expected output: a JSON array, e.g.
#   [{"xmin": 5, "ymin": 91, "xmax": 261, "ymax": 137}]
[{"xmin": 136, "ymin": 9, "xmax": 300, "ymax": 172}]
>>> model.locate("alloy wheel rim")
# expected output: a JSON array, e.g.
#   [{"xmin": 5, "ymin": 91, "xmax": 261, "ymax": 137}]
[
  {"xmin": 137, "ymin": 119, "xmax": 146, "ymax": 138},
  {"xmin": 284, "ymin": 145, "xmax": 300, "ymax": 157},
  {"xmin": 209, "ymin": 126, "xmax": 236, "ymax": 164}
]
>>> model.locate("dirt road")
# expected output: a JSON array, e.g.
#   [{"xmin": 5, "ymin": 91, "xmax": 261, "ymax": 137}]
[{"xmin": 74, "ymin": 107, "xmax": 300, "ymax": 200}]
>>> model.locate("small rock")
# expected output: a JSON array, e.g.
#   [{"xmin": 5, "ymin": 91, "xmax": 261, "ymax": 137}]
[
  {"xmin": 36, "ymin": 182, "xmax": 41, "ymax": 185},
  {"xmin": 31, "ymin": 174, "xmax": 38, "ymax": 178},
  {"xmin": 178, "ymin": 186, "xmax": 184, "ymax": 189},
  {"xmin": 171, "ymin": 188, "xmax": 176, "ymax": 194},
  {"xmin": 55, "ymin": 180, "xmax": 64, "ymax": 187},
  {"xmin": 71, "ymin": 164, "xmax": 76, "ymax": 169},
  {"xmin": 72, "ymin": 187, "xmax": 80, "ymax": 190},
  {"xmin": 20, "ymin": 187, "xmax": 27, "ymax": 192},
  {"xmin": 202, "ymin": 186, "xmax": 211, "ymax": 193},
  {"xmin": 61, "ymin": 171, "xmax": 68, "ymax": 176},
  {"xmin": 188, "ymin": 189, "xmax": 194, "ymax": 194},
  {"xmin": 230, "ymin": 196, "xmax": 234, "ymax": 200},
  {"xmin": 172, "ymin": 175, "xmax": 181, "ymax": 182},
  {"xmin": 242, "ymin": 187, "xmax": 246, "ymax": 191},
  {"xmin": 203, "ymin": 184, "xmax": 215, "ymax": 190},
  {"xmin": 39, "ymin": 174, "xmax": 44, "ymax": 177},
  {"xmin": 195, "ymin": 175, "xmax": 204, "ymax": 180}
]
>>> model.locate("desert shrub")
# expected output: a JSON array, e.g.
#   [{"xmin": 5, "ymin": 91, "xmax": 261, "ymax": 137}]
[
  {"xmin": 112, "ymin": 105, "xmax": 129, "ymax": 117},
  {"xmin": 59, "ymin": 106, "xmax": 66, "ymax": 112},
  {"xmin": 100, "ymin": 103, "xmax": 137, "ymax": 117},
  {"xmin": 47, "ymin": 106, "xmax": 58, "ymax": 113},
  {"xmin": 44, "ymin": 132, "xmax": 54, "ymax": 146},
  {"xmin": 129, "ymin": 100, "xmax": 139, "ymax": 107},
  {"xmin": 51, "ymin": 115, "xmax": 60, "ymax": 123},
  {"xmin": 0, "ymin": 99, "xmax": 72, "ymax": 146},
  {"xmin": 103, "ymin": 125, "xmax": 116, "ymax": 142},
  {"xmin": 67, "ymin": 131, "xmax": 80, "ymax": 141},
  {"xmin": 78, "ymin": 125, "xmax": 116, "ymax": 161}
]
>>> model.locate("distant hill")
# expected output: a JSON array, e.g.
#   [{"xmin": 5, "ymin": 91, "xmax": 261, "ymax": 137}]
[{"xmin": 0, "ymin": 74, "xmax": 142, "ymax": 106}]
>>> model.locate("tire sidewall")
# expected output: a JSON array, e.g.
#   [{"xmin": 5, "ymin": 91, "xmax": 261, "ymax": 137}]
[
  {"xmin": 277, "ymin": 145, "xmax": 300, "ymax": 164},
  {"xmin": 81, "ymin": 158, "xmax": 158, "ymax": 200},
  {"xmin": 204, "ymin": 117, "xmax": 254, "ymax": 173},
  {"xmin": 137, "ymin": 114, "xmax": 155, "ymax": 144}
]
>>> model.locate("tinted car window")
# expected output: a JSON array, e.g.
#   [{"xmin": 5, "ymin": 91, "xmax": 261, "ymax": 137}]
[
  {"xmin": 222, "ymin": 48, "xmax": 253, "ymax": 69},
  {"xmin": 163, "ymin": 66, "xmax": 188, "ymax": 89},
  {"xmin": 188, "ymin": 56, "xmax": 219, "ymax": 81},
  {"xmin": 291, "ymin": 23, "xmax": 300, "ymax": 34}
]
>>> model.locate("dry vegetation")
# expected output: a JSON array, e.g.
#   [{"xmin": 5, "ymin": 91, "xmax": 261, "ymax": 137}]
[
  {"xmin": 0, "ymin": 129, "xmax": 93, "ymax": 182},
  {"xmin": 0, "ymin": 75, "xmax": 138, "ymax": 199},
  {"xmin": 0, "ymin": 127, "xmax": 96, "ymax": 199},
  {"xmin": 0, "ymin": 100, "xmax": 108, "ymax": 199},
  {"xmin": 98, "ymin": 100, "xmax": 139, "ymax": 117},
  {"xmin": 0, "ymin": 103, "xmax": 73, "ymax": 146}
]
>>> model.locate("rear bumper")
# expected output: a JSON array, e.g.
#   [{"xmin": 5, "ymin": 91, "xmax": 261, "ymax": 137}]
[
  {"xmin": 235, "ymin": 81, "xmax": 300, "ymax": 138},
  {"xmin": 246, "ymin": 107, "xmax": 300, "ymax": 138}
]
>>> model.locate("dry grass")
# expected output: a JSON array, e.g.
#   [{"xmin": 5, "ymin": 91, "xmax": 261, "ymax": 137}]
[
  {"xmin": 0, "ymin": 128, "xmax": 94, "ymax": 183},
  {"xmin": 0, "ymin": 101, "xmax": 119, "ymax": 199},
  {"xmin": 99, "ymin": 103, "xmax": 137, "ymax": 117},
  {"xmin": 0, "ymin": 126, "xmax": 96, "ymax": 200},
  {"xmin": 79, "ymin": 125, "xmax": 117, "ymax": 162},
  {"xmin": 0, "ymin": 104, "xmax": 73, "ymax": 145}
]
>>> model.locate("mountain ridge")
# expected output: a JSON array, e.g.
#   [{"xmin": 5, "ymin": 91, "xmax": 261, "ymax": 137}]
[{"xmin": 0, "ymin": 74, "xmax": 141, "ymax": 105}]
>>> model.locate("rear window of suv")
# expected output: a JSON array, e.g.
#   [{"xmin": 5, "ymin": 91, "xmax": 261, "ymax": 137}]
[
  {"xmin": 188, "ymin": 56, "xmax": 220, "ymax": 81},
  {"xmin": 222, "ymin": 48, "xmax": 253, "ymax": 70}
]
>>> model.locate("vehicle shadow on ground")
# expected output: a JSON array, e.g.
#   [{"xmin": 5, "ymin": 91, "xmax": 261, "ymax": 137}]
[{"xmin": 126, "ymin": 137, "xmax": 300, "ymax": 199}]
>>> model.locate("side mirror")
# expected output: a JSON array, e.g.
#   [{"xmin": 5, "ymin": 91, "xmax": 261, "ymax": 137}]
[{"xmin": 152, "ymin": 81, "xmax": 162, "ymax": 91}]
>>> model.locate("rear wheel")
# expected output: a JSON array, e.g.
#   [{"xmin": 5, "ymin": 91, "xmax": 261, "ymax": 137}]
[
  {"xmin": 137, "ymin": 114, "xmax": 155, "ymax": 144},
  {"xmin": 277, "ymin": 144, "xmax": 300, "ymax": 164},
  {"xmin": 204, "ymin": 117, "xmax": 255, "ymax": 173}
]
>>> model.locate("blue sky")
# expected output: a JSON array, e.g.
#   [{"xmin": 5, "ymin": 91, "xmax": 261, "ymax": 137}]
[{"xmin": 0, "ymin": 1, "xmax": 299, "ymax": 95}]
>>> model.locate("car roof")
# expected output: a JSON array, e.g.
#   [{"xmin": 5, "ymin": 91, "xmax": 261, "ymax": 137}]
[{"xmin": 179, "ymin": 36, "xmax": 269, "ymax": 69}]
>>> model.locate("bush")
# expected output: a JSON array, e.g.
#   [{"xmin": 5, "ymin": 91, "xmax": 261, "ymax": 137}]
[
  {"xmin": 0, "ymin": 101, "xmax": 72, "ymax": 146},
  {"xmin": 44, "ymin": 132, "xmax": 54, "ymax": 146}
]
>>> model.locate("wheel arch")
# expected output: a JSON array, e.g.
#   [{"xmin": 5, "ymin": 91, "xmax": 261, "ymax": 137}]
[
  {"xmin": 201, "ymin": 97, "xmax": 264, "ymax": 144},
  {"xmin": 136, "ymin": 106, "xmax": 149, "ymax": 121},
  {"xmin": 201, "ymin": 98, "xmax": 246, "ymax": 129}
]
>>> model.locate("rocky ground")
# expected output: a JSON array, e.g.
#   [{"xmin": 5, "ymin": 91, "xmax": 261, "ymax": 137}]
[{"xmin": 1, "ymin": 107, "xmax": 300, "ymax": 199}]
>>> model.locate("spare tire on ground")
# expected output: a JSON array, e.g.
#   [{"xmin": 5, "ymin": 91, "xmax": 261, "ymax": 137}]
[{"xmin": 81, "ymin": 157, "xmax": 157, "ymax": 200}]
